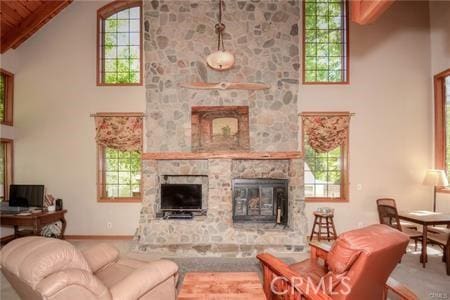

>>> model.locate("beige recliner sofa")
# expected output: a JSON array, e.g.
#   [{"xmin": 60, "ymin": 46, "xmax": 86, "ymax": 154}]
[{"xmin": 0, "ymin": 236, "xmax": 178, "ymax": 300}]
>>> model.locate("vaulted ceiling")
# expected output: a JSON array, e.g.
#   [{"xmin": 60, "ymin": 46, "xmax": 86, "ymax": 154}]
[
  {"xmin": 0, "ymin": 0, "xmax": 392, "ymax": 55},
  {"xmin": 0, "ymin": 0, "xmax": 72, "ymax": 54}
]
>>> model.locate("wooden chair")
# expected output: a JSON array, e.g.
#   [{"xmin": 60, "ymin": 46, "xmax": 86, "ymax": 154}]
[
  {"xmin": 376, "ymin": 198, "xmax": 422, "ymax": 250},
  {"xmin": 257, "ymin": 225, "xmax": 418, "ymax": 300},
  {"xmin": 428, "ymin": 230, "xmax": 450, "ymax": 275}
]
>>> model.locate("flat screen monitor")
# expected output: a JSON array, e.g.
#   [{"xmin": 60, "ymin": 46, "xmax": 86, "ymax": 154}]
[
  {"xmin": 9, "ymin": 185, "xmax": 45, "ymax": 207},
  {"xmin": 161, "ymin": 184, "xmax": 202, "ymax": 211}
]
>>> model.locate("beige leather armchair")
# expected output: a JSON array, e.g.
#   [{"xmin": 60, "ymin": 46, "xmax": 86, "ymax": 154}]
[{"xmin": 0, "ymin": 236, "xmax": 179, "ymax": 300}]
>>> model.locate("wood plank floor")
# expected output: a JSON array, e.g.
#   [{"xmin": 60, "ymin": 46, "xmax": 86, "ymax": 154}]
[{"xmin": 178, "ymin": 272, "xmax": 266, "ymax": 300}]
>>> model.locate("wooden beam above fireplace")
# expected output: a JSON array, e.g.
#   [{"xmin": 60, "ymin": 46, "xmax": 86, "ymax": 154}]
[{"xmin": 142, "ymin": 151, "xmax": 303, "ymax": 160}]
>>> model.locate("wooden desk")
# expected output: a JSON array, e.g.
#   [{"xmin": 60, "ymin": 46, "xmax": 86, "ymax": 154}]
[
  {"xmin": 1, "ymin": 210, "xmax": 67, "ymax": 239},
  {"xmin": 178, "ymin": 272, "xmax": 266, "ymax": 300},
  {"xmin": 398, "ymin": 210, "xmax": 450, "ymax": 268}
]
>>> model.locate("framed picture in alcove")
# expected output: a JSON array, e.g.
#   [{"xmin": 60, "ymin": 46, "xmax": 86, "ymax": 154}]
[{"xmin": 191, "ymin": 106, "xmax": 250, "ymax": 152}]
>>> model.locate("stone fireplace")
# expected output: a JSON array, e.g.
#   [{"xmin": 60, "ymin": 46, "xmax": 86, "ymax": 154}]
[{"xmin": 136, "ymin": 0, "xmax": 304, "ymax": 256}]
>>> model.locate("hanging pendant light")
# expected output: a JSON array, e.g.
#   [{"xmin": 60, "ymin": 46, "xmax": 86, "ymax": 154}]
[{"xmin": 206, "ymin": 0, "xmax": 235, "ymax": 71}]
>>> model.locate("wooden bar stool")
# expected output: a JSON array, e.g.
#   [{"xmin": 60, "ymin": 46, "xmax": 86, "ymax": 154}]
[{"xmin": 310, "ymin": 211, "xmax": 337, "ymax": 241}]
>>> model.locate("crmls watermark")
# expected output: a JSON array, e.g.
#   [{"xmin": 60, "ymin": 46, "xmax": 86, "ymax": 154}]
[
  {"xmin": 270, "ymin": 275, "xmax": 352, "ymax": 296},
  {"xmin": 430, "ymin": 292, "xmax": 448, "ymax": 299}
]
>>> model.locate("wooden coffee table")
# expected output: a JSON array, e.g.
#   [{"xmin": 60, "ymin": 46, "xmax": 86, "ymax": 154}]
[{"xmin": 178, "ymin": 272, "xmax": 266, "ymax": 300}]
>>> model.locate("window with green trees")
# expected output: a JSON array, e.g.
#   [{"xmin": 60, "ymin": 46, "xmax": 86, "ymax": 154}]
[
  {"xmin": 303, "ymin": 136, "xmax": 348, "ymax": 201},
  {"xmin": 303, "ymin": 0, "xmax": 349, "ymax": 83},
  {"xmin": 0, "ymin": 74, "xmax": 4, "ymax": 123},
  {"xmin": 0, "ymin": 143, "xmax": 4, "ymax": 202},
  {"xmin": 98, "ymin": 3, "xmax": 141, "ymax": 85},
  {"xmin": 434, "ymin": 69, "xmax": 450, "ymax": 184},
  {"xmin": 0, "ymin": 69, "xmax": 13, "ymax": 124},
  {"xmin": 0, "ymin": 140, "xmax": 13, "ymax": 202},
  {"xmin": 445, "ymin": 76, "xmax": 450, "ymax": 175},
  {"xmin": 99, "ymin": 147, "xmax": 142, "ymax": 200}
]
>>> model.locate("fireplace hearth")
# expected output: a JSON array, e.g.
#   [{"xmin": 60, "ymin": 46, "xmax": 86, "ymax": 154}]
[{"xmin": 232, "ymin": 179, "xmax": 288, "ymax": 224}]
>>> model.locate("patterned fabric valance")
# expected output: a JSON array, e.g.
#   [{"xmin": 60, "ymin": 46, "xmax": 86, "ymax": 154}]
[
  {"xmin": 95, "ymin": 115, "xmax": 143, "ymax": 152},
  {"xmin": 302, "ymin": 114, "xmax": 351, "ymax": 153}
]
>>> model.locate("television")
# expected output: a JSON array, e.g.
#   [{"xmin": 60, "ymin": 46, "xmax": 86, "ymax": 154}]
[
  {"xmin": 161, "ymin": 184, "xmax": 202, "ymax": 211},
  {"xmin": 9, "ymin": 185, "xmax": 45, "ymax": 208}
]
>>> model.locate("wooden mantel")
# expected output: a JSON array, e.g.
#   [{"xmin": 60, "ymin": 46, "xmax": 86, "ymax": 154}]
[{"xmin": 142, "ymin": 151, "xmax": 303, "ymax": 160}]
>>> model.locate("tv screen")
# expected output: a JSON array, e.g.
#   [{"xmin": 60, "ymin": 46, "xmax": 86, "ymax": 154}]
[
  {"xmin": 9, "ymin": 185, "xmax": 45, "ymax": 208},
  {"xmin": 161, "ymin": 184, "xmax": 202, "ymax": 210}
]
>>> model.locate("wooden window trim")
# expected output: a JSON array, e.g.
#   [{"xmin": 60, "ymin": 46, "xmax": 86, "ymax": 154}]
[
  {"xmin": 0, "ymin": 69, "xmax": 14, "ymax": 125},
  {"xmin": 96, "ymin": 0, "xmax": 143, "ymax": 86},
  {"xmin": 97, "ymin": 144, "xmax": 143, "ymax": 203},
  {"xmin": 434, "ymin": 68, "xmax": 450, "ymax": 193},
  {"xmin": 302, "ymin": 0, "xmax": 350, "ymax": 85},
  {"xmin": 1, "ymin": 139, "xmax": 14, "ymax": 201},
  {"xmin": 301, "ymin": 116, "xmax": 350, "ymax": 202}
]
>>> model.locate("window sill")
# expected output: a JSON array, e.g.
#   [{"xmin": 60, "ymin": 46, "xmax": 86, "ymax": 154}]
[
  {"xmin": 436, "ymin": 188, "xmax": 450, "ymax": 194},
  {"xmin": 0, "ymin": 121, "xmax": 13, "ymax": 126},
  {"xmin": 98, "ymin": 197, "xmax": 142, "ymax": 203},
  {"xmin": 305, "ymin": 197, "xmax": 348, "ymax": 203},
  {"xmin": 302, "ymin": 81, "xmax": 350, "ymax": 85},
  {"xmin": 97, "ymin": 82, "xmax": 143, "ymax": 87}
]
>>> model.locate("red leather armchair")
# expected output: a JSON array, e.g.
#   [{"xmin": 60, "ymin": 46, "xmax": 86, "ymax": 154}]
[{"xmin": 257, "ymin": 224, "xmax": 417, "ymax": 300}]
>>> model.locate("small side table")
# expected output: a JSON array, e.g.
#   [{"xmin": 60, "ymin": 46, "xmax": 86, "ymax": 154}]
[{"xmin": 310, "ymin": 211, "xmax": 337, "ymax": 241}]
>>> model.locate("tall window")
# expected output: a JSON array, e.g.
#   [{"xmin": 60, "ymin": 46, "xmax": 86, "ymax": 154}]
[
  {"xmin": 95, "ymin": 113, "xmax": 143, "ymax": 202},
  {"xmin": 302, "ymin": 112, "xmax": 350, "ymax": 202},
  {"xmin": 98, "ymin": 147, "xmax": 142, "ymax": 201},
  {"xmin": 1, "ymin": 139, "xmax": 13, "ymax": 202},
  {"xmin": 97, "ymin": 1, "xmax": 142, "ymax": 86},
  {"xmin": 434, "ymin": 68, "xmax": 450, "ymax": 186},
  {"xmin": 0, "ymin": 69, "xmax": 14, "ymax": 125},
  {"xmin": 302, "ymin": 0, "xmax": 349, "ymax": 84}
]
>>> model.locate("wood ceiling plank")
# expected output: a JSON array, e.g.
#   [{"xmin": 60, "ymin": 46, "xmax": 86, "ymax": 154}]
[
  {"xmin": 1, "ymin": 0, "xmax": 72, "ymax": 53},
  {"xmin": 5, "ymin": 1, "xmax": 32, "ymax": 19},
  {"xmin": 15, "ymin": 1, "xmax": 33, "ymax": 14},
  {"xmin": 1, "ymin": 22, "xmax": 12, "ymax": 37},
  {"xmin": 0, "ymin": 2, "xmax": 24, "ymax": 25},
  {"xmin": 20, "ymin": 1, "xmax": 43, "ymax": 12},
  {"xmin": 0, "ymin": 14, "xmax": 17, "ymax": 28}
]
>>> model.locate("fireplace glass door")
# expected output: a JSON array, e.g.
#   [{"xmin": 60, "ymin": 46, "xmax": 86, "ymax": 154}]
[{"xmin": 232, "ymin": 179, "xmax": 288, "ymax": 224}]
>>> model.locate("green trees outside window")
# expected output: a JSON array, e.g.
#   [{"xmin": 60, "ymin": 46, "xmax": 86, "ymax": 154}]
[
  {"xmin": 0, "ymin": 74, "xmax": 4, "ymax": 122},
  {"xmin": 304, "ymin": 142, "xmax": 342, "ymax": 198},
  {"xmin": 103, "ymin": 148, "xmax": 141, "ymax": 198},
  {"xmin": 99, "ymin": 6, "xmax": 141, "ymax": 85},
  {"xmin": 303, "ymin": 0, "xmax": 348, "ymax": 83},
  {"xmin": 445, "ymin": 77, "xmax": 450, "ymax": 176}
]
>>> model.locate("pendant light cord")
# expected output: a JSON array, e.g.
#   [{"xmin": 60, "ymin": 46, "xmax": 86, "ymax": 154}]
[{"xmin": 215, "ymin": 0, "xmax": 225, "ymax": 51}]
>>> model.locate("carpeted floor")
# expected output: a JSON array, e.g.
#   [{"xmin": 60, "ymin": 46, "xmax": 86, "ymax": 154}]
[{"xmin": 1, "ymin": 240, "xmax": 449, "ymax": 299}]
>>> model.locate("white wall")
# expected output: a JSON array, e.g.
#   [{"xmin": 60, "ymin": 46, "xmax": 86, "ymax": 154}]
[
  {"xmin": 429, "ymin": 1, "xmax": 450, "ymax": 213},
  {"xmin": 2, "ymin": 0, "xmax": 445, "ymax": 236},
  {"xmin": 299, "ymin": 1, "xmax": 435, "ymax": 233},
  {"xmin": 9, "ymin": 1, "xmax": 145, "ymax": 235}
]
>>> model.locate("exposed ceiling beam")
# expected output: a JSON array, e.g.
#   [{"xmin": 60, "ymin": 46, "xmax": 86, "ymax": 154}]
[
  {"xmin": 1, "ymin": 0, "xmax": 72, "ymax": 54},
  {"xmin": 351, "ymin": 0, "xmax": 395, "ymax": 25}
]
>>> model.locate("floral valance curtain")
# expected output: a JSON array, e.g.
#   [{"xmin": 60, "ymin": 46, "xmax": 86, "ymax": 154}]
[
  {"xmin": 302, "ymin": 114, "xmax": 351, "ymax": 153},
  {"xmin": 95, "ymin": 115, "xmax": 143, "ymax": 152}
]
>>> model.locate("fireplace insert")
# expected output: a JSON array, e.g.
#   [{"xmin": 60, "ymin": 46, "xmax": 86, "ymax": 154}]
[
  {"xmin": 161, "ymin": 184, "xmax": 202, "ymax": 211},
  {"xmin": 232, "ymin": 179, "xmax": 288, "ymax": 224}
]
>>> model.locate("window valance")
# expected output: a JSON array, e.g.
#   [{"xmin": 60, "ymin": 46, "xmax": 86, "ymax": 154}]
[
  {"xmin": 95, "ymin": 113, "xmax": 143, "ymax": 152},
  {"xmin": 301, "ymin": 112, "xmax": 352, "ymax": 153}
]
